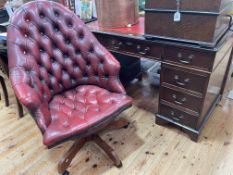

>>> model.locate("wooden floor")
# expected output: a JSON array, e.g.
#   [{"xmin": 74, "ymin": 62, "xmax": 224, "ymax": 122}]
[{"xmin": 0, "ymin": 74, "xmax": 233, "ymax": 175}]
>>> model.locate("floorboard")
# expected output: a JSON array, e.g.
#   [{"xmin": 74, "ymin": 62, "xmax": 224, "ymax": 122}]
[{"xmin": 0, "ymin": 74, "xmax": 233, "ymax": 175}]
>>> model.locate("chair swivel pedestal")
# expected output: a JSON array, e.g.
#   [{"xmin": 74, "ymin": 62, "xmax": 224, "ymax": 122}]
[
  {"xmin": 58, "ymin": 118, "xmax": 129, "ymax": 174},
  {"xmin": 0, "ymin": 75, "xmax": 9, "ymax": 107}
]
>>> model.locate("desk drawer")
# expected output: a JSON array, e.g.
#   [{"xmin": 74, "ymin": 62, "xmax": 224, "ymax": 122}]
[
  {"xmin": 160, "ymin": 86, "xmax": 203, "ymax": 113},
  {"xmin": 159, "ymin": 103, "xmax": 198, "ymax": 128},
  {"xmin": 96, "ymin": 35, "xmax": 163, "ymax": 59},
  {"xmin": 161, "ymin": 65, "xmax": 209, "ymax": 94},
  {"xmin": 163, "ymin": 46, "xmax": 214, "ymax": 71}
]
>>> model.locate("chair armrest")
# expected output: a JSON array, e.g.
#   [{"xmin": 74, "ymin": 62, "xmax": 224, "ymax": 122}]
[
  {"xmin": 10, "ymin": 68, "xmax": 51, "ymax": 132},
  {"xmin": 12, "ymin": 83, "xmax": 42, "ymax": 110},
  {"xmin": 99, "ymin": 49, "xmax": 127, "ymax": 94},
  {"xmin": 32, "ymin": 102, "xmax": 51, "ymax": 133},
  {"xmin": 10, "ymin": 66, "xmax": 42, "ymax": 109}
]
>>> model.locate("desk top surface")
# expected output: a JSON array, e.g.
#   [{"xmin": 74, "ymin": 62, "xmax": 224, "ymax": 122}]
[
  {"xmin": 0, "ymin": 17, "xmax": 232, "ymax": 52},
  {"xmin": 88, "ymin": 17, "xmax": 145, "ymax": 37}
]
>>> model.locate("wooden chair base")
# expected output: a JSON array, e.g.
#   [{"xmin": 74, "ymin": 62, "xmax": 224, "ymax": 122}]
[
  {"xmin": 58, "ymin": 118, "xmax": 129, "ymax": 174},
  {"xmin": 0, "ymin": 57, "xmax": 24, "ymax": 118},
  {"xmin": 0, "ymin": 75, "xmax": 24, "ymax": 118},
  {"xmin": 0, "ymin": 76, "xmax": 9, "ymax": 107},
  {"xmin": 16, "ymin": 98, "xmax": 24, "ymax": 118}
]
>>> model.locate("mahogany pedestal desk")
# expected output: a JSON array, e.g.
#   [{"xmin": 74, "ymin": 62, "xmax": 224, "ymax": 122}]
[{"xmin": 88, "ymin": 17, "xmax": 233, "ymax": 141}]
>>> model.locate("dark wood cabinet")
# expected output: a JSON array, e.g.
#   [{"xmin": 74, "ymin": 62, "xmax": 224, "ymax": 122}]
[
  {"xmin": 144, "ymin": 0, "xmax": 232, "ymax": 46},
  {"xmin": 157, "ymin": 35, "xmax": 233, "ymax": 141},
  {"xmin": 87, "ymin": 18, "xmax": 233, "ymax": 141},
  {"xmin": 145, "ymin": 10, "xmax": 231, "ymax": 46}
]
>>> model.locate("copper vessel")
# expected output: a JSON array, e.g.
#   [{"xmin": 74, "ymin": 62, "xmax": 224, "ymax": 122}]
[
  {"xmin": 95, "ymin": 0, "xmax": 139, "ymax": 28},
  {"xmin": 0, "ymin": 0, "xmax": 7, "ymax": 8}
]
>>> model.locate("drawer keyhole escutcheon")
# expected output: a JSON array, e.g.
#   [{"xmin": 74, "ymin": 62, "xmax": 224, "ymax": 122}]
[
  {"xmin": 170, "ymin": 111, "xmax": 184, "ymax": 121},
  {"xmin": 174, "ymin": 75, "xmax": 190, "ymax": 86},
  {"xmin": 172, "ymin": 94, "xmax": 187, "ymax": 105},
  {"xmin": 177, "ymin": 52, "xmax": 194, "ymax": 64}
]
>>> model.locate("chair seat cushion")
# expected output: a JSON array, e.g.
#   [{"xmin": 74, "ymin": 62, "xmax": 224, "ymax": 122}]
[{"xmin": 43, "ymin": 85, "xmax": 132, "ymax": 146}]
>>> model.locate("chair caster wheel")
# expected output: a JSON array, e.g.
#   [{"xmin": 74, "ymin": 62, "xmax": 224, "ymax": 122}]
[
  {"xmin": 62, "ymin": 170, "xmax": 70, "ymax": 175},
  {"xmin": 116, "ymin": 161, "xmax": 123, "ymax": 168}
]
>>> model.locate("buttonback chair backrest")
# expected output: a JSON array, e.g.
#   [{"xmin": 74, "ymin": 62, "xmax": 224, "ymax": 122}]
[{"xmin": 7, "ymin": 0, "xmax": 125, "ymax": 107}]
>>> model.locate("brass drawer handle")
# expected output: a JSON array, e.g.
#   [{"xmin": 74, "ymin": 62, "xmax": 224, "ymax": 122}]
[
  {"xmin": 174, "ymin": 75, "xmax": 190, "ymax": 86},
  {"xmin": 126, "ymin": 41, "xmax": 133, "ymax": 46},
  {"xmin": 137, "ymin": 45, "xmax": 150, "ymax": 55},
  {"xmin": 177, "ymin": 53, "xmax": 194, "ymax": 64},
  {"xmin": 170, "ymin": 111, "xmax": 184, "ymax": 121},
  {"xmin": 172, "ymin": 94, "xmax": 187, "ymax": 105},
  {"xmin": 112, "ymin": 40, "xmax": 123, "ymax": 49}
]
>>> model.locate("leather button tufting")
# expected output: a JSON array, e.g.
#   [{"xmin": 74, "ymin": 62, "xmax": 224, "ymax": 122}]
[
  {"xmin": 86, "ymin": 60, "xmax": 91, "ymax": 66},
  {"xmin": 23, "ymin": 50, "xmax": 27, "ymax": 55},
  {"xmin": 39, "ymin": 12, "xmax": 45, "ymax": 19},
  {"xmin": 75, "ymin": 49, "xmax": 81, "ymax": 56},
  {"xmin": 89, "ymin": 46, "xmax": 94, "ymax": 53},
  {"xmin": 63, "ymin": 121, "xmax": 69, "ymax": 128},
  {"xmin": 39, "ymin": 47, "xmax": 45, "ymax": 52},
  {"xmin": 53, "ymin": 23, "xmax": 60, "ymax": 32},
  {"xmin": 48, "ymin": 83, "xmax": 53, "ymax": 89},
  {"xmin": 51, "ymin": 57, "xmax": 56, "ymax": 63},
  {"xmin": 99, "ymin": 59, "xmax": 104, "ymax": 64},
  {"xmin": 63, "ymin": 53, "xmax": 69, "ymax": 59},
  {"xmin": 54, "ymin": 9, "xmax": 60, "ymax": 17},
  {"xmin": 66, "ymin": 19, "xmax": 73, "ymax": 28},
  {"xmin": 78, "ymin": 31, "xmax": 84, "ymax": 39}
]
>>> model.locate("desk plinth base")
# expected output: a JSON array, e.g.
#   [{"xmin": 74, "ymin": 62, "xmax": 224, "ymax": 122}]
[{"xmin": 156, "ymin": 114, "xmax": 199, "ymax": 142}]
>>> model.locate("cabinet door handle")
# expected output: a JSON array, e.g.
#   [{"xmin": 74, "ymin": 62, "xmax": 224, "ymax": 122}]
[
  {"xmin": 174, "ymin": 75, "xmax": 190, "ymax": 86},
  {"xmin": 172, "ymin": 94, "xmax": 186, "ymax": 105},
  {"xmin": 177, "ymin": 53, "xmax": 194, "ymax": 64},
  {"xmin": 137, "ymin": 45, "xmax": 150, "ymax": 55},
  {"xmin": 126, "ymin": 41, "xmax": 133, "ymax": 46},
  {"xmin": 170, "ymin": 111, "xmax": 184, "ymax": 121},
  {"xmin": 112, "ymin": 41, "xmax": 122, "ymax": 49}
]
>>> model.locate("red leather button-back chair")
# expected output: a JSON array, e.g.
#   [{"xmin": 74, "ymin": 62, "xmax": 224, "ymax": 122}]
[{"xmin": 7, "ymin": 1, "xmax": 132, "ymax": 174}]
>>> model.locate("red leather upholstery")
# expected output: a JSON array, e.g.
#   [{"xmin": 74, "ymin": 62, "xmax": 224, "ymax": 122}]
[
  {"xmin": 7, "ymin": 0, "xmax": 132, "ymax": 146},
  {"xmin": 45, "ymin": 85, "xmax": 131, "ymax": 146}
]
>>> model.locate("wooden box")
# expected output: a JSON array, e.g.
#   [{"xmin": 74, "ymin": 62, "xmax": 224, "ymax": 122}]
[
  {"xmin": 145, "ymin": 5, "xmax": 232, "ymax": 46},
  {"xmin": 95, "ymin": 0, "xmax": 138, "ymax": 28},
  {"xmin": 145, "ymin": 0, "xmax": 232, "ymax": 12},
  {"xmin": 0, "ymin": 0, "xmax": 6, "ymax": 8}
]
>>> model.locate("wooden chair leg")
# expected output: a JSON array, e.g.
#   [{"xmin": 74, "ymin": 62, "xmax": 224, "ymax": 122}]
[
  {"xmin": 16, "ymin": 98, "xmax": 24, "ymax": 118},
  {"xmin": 105, "ymin": 118, "xmax": 129, "ymax": 131},
  {"xmin": 58, "ymin": 138, "xmax": 87, "ymax": 174},
  {"xmin": 137, "ymin": 73, "xmax": 143, "ymax": 81},
  {"xmin": 0, "ymin": 76, "xmax": 9, "ymax": 107},
  {"xmin": 92, "ymin": 134, "xmax": 122, "ymax": 168}
]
